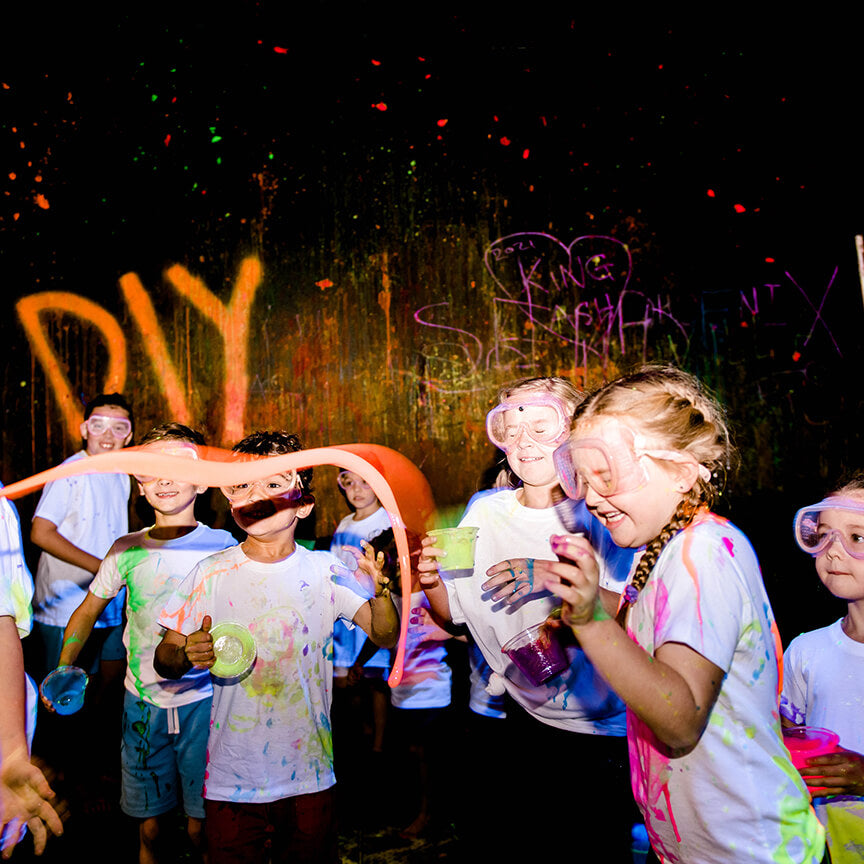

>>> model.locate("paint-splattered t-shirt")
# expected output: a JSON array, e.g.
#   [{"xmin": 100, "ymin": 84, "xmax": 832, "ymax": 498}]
[
  {"xmin": 158, "ymin": 543, "xmax": 366, "ymax": 803},
  {"xmin": 445, "ymin": 489, "xmax": 635, "ymax": 734},
  {"xmin": 32, "ymin": 451, "xmax": 129, "ymax": 629},
  {"xmin": 626, "ymin": 513, "xmax": 824, "ymax": 864},
  {"xmin": 90, "ymin": 522, "xmax": 237, "ymax": 707}
]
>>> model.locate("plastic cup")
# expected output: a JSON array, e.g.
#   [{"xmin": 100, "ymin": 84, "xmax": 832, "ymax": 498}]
[
  {"xmin": 210, "ymin": 621, "xmax": 257, "ymax": 678},
  {"xmin": 41, "ymin": 666, "xmax": 88, "ymax": 715},
  {"xmin": 426, "ymin": 527, "xmax": 479, "ymax": 570},
  {"xmin": 501, "ymin": 622, "xmax": 568, "ymax": 686},
  {"xmin": 782, "ymin": 725, "xmax": 840, "ymax": 771}
]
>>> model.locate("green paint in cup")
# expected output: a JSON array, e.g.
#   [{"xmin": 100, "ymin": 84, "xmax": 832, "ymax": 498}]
[{"xmin": 427, "ymin": 527, "xmax": 479, "ymax": 570}]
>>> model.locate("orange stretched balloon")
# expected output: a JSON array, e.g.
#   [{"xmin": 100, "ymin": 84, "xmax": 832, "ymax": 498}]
[{"xmin": 0, "ymin": 444, "xmax": 436, "ymax": 686}]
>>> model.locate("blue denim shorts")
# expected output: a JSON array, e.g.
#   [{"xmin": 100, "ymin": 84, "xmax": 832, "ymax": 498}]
[{"xmin": 120, "ymin": 690, "xmax": 211, "ymax": 820}]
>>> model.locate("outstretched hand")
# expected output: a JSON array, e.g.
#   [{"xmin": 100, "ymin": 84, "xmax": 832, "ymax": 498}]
[
  {"xmin": 355, "ymin": 541, "xmax": 392, "ymax": 598},
  {"xmin": 800, "ymin": 748, "xmax": 864, "ymax": 796},
  {"xmin": 185, "ymin": 615, "xmax": 214, "ymax": 669},
  {"xmin": 1, "ymin": 748, "xmax": 64, "ymax": 858},
  {"xmin": 483, "ymin": 559, "xmax": 538, "ymax": 603}
]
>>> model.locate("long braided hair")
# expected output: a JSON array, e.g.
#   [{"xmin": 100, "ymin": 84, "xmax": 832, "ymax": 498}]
[{"xmin": 571, "ymin": 366, "xmax": 735, "ymax": 623}]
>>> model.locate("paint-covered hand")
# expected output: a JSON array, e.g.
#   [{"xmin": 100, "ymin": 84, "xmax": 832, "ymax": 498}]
[
  {"xmin": 800, "ymin": 748, "xmax": 864, "ymax": 796},
  {"xmin": 417, "ymin": 534, "xmax": 446, "ymax": 586},
  {"xmin": 355, "ymin": 540, "xmax": 391, "ymax": 598},
  {"xmin": 534, "ymin": 534, "xmax": 601, "ymax": 629},
  {"xmin": 0, "ymin": 747, "xmax": 64, "ymax": 858},
  {"xmin": 185, "ymin": 615, "xmax": 215, "ymax": 669},
  {"xmin": 483, "ymin": 559, "xmax": 539, "ymax": 603}
]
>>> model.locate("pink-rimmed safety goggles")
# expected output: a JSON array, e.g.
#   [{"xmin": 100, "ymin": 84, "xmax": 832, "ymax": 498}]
[
  {"xmin": 793, "ymin": 497, "xmax": 864, "ymax": 560},
  {"xmin": 554, "ymin": 423, "xmax": 711, "ymax": 500},
  {"xmin": 221, "ymin": 472, "xmax": 303, "ymax": 504},
  {"xmin": 485, "ymin": 396, "xmax": 571, "ymax": 452}
]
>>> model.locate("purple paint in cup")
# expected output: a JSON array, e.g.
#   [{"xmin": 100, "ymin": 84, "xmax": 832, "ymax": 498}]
[{"xmin": 501, "ymin": 622, "xmax": 568, "ymax": 686}]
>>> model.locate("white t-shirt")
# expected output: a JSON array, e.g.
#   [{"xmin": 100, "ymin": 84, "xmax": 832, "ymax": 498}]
[
  {"xmin": 159, "ymin": 543, "xmax": 366, "ymax": 803},
  {"xmin": 33, "ymin": 451, "xmax": 130, "ymax": 628},
  {"xmin": 781, "ymin": 617, "xmax": 864, "ymax": 854},
  {"xmin": 444, "ymin": 489, "xmax": 635, "ymax": 734},
  {"xmin": 625, "ymin": 512, "xmax": 824, "ymax": 864},
  {"xmin": 330, "ymin": 507, "xmax": 392, "ymax": 670},
  {"xmin": 389, "ymin": 591, "xmax": 451, "ymax": 710},
  {"xmin": 90, "ymin": 523, "xmax": 237, "ymax": 707}
]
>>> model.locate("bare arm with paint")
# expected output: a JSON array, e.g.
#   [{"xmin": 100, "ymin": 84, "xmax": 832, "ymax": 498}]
[
  {"xmin": 58, "ymin": 593, "xmax": 110, "ymax": 668},
  {"xmin": 538, "ymin": 533, "xmax": 724, "ymax": 753},
  {"xmin": 416, "ymin": 534, "xmax": 453, "ymax": 623},
  {"xmin": 0, "ymin": 616, "xmax": 64, "ymax": 856},
  {"xmin": 154, "ymin": 616, "xmax": 214, "ymax": 679},
  {"xmin": 30, "ymin": 518, "xmax": 101, "ymax": 579}
]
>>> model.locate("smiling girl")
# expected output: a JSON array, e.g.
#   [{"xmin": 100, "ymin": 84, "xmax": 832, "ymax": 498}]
[{"xmin": 541, "ymin": 366, "xmax": 824, "ymax": 864}]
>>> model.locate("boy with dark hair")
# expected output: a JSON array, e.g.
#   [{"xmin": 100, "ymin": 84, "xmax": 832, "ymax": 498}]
[
  {"xmin": 52, "ymin": 423, "xmax": 236, "ymax": 863},
  {"xmin": 155, "ymin": 431, "xmax": 399, "ymax": 864},
  {"xmin": 30, "ymin": 392, "xmax": 134, "ymax": 678}
]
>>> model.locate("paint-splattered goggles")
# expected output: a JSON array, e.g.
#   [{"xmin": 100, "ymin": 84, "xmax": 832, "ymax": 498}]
[
  {"xmin": 133, "ymin": 443, "xmax": 199, "ymax": 484},
  {"xmin": 486, "ymin": 396, "xmax": 571, "ymax": 452},
  {"xmin": 554, "ymin": 424, "xmax": 711, "ymax": 500},
  {"xmin": 86, "ymin": 415, "xmax": 132, "ymax": 438},
  {"xmin": 221, "ymin": 472, "xmax": 303, "ymax": 503},
  {"xmin": 337, "ymin": 471, "xmax": 371, "ymax": 492},
  {"xmin": 793, "ymin": 498, "xmax": 864, "ymax": 560}
]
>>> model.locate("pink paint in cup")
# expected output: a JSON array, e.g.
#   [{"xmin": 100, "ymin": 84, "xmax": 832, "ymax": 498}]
[
  {"xmin": 782, "ymin": 725, "xmax": 840, "ymax": 770},
  {"xmin": 501, "ymin": 622, "xmax": 568, "ymax": 686}
]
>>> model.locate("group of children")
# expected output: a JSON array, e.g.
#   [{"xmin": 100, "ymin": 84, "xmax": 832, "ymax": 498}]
[{"xmin": 2, "ymin": 365, "xmax": 863, "ymax": 863}]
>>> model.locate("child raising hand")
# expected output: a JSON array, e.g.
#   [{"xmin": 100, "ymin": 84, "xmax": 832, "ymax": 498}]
[{"xmin": 538, "ymin": 366, "xmax": 824, "ymax": 864}]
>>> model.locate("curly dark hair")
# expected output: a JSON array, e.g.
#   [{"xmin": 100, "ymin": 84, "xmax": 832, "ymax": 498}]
[{"xmin": 232, "ymin": 430, "xmax": 313, "ymax": 492}]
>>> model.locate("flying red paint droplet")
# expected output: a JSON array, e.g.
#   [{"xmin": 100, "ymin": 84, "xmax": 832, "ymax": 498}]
[
  {"xmin": 316, "ymin": 278, "xmax": 334, "ymax": 289},
  {"xmin": 792, "ymin": 351, "xmax": 801, "ymax": 362},
  {"xmin": 733, "ymin": 203, "xmax": 746, "ymax": 213},
  {"xmin": 765, "ymin": 257, "xmax": 775, "ymax": 263},
  {"xmin": 437, "ymin": 119, "xmax": 448, "ymax": 127},
  {"xmin": 500, "ymin": 137, "xmax": 510, "ymax": 146},
  {"xmin": 371, "ymin": 59, "xmax": 381, "ymax": 66},
  {"xmin": 34, "ymin": 193, "xmax": 49, "ymax": 210},
  {"xmin": 373, "ymin": 102, "xmax": 388, "ymax": 111},
  {"xmin": 707, "ymin": 189, "xmax": 715, "ymax": 197},
  {"xmin": 164, "ymin": 134, "xmax": 171, "ymax": 146},
  {"xmin": 273, "ymin": 46, "xmax": 288, "ymax": 54},
  {"xmin": 522, "ymin": 149, "xmax": 529, "ymax": 159}
]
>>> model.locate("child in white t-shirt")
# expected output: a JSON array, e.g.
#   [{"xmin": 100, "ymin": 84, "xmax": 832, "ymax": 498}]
[{"xmin": 51, "ymin": 424, "xmax": 236, "ymax": 862}]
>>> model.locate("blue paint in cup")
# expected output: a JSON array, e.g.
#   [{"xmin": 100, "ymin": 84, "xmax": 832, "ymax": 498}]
[{"xmin": 41, "ymin": 666, "xmax": 88, "ymax": 715}]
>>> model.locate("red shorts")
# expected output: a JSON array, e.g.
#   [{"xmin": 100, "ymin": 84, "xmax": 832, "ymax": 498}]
[{"xmin": 204, "ymin": 787, "xmax": 337, "ymax": 864}]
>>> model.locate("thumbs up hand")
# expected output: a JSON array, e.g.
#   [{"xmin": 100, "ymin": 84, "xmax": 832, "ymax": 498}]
[{"xmin": 186, "ymin": 614, "xmax": 215, "ymax": 669}]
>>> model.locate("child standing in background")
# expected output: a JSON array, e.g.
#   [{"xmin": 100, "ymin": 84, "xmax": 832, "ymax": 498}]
[
  {"xmin": 784, "ymin": 476, "xmax": 864, "ymax": 863},
  {"xmin": 329, "ymin": 471, "xmax": 392, "ymax": 763},
  {"xmin": 51, "ymin": 424, "xmax": 237, "ymax": 864},
  {"xmin": 29, "ymin": 393, "xmax": 134, "ymax": 679},
  {"xmin": 542, "ymin": 365, "xmax": 824, "ymax": 864}
]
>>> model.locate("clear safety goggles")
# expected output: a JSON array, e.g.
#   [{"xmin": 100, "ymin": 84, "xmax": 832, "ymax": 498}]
[
  {"xmin": 337, "ymin": 471, "xmax": 371, "ymax": 492},
  {"xmin": 554, "ymin": 423, "xmax": 710, "ymax": 500},
  {"xmin": 793, "ymin": 497, "xmax": 864, "ymax": 560},
  {"xmin": 221, "ymin": 472, "xmax": 303, "ymax": 504},
  {"xmin": 85, "ymin": 414, "xmax": 132, "ymax": 438},
  {"xmin": 133, "ymin": 443, "xmax": 199, "ymax": 484},
  {"xmin": 486, "ymin": 396, "xmax": 571, "ymax": 452}
]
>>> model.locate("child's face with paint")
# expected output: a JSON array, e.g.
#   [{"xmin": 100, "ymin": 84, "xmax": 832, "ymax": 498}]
[
  {"xmin": 224, "ymin": 472, "xmax": 311, "ymax": 538},
  {"xmin": 814, "ymin": 501, "xmax": 864, "ymax": 603},
  {"xmin": 134, "ymin": 440, "xmax": 205, "ymax": 518},
  {"xmin": 573, "ymin": 418, "xmax": 694, "ymax": 548}
]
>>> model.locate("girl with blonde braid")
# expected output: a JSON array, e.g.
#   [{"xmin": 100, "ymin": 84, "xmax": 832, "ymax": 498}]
[{"xmin": 538, "ymin": 366, "xmax": 824, "ymax": 864}]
